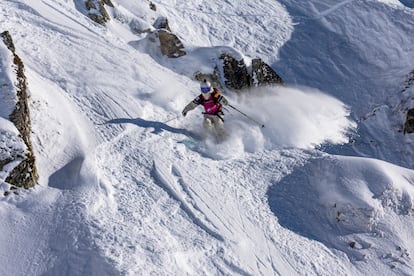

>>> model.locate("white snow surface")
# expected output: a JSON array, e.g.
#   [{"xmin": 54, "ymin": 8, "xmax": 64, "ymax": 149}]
[
  {"xmin": 0, "ymin": 0, "xmax": 414, "ymax": 275},
  {"xmin": 0, "ymin": 41, "xmax": 17, "ymax": 119}
]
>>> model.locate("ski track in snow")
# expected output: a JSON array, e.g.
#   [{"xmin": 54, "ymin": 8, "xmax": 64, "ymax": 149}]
[
  {"xmin": 2, "ymin": 9, "xmax": 353, "ymax": 273},
  {"xmin": 85, "ymin": 115, "xmax": 352, "ymax": 275},
  {"xmin": 90, "ymin": 128, "xmax": 225, "ymax": 274},
  {"xmin": 151, "ymin": 160, "xmax": 225, "ymax": 241},
  {"xmin": 310, "ymin": 0, "xmax": 355, "ymax": 20}
]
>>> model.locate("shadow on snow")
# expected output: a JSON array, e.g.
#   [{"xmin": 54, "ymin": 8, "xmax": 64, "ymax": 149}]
[{"xmin": 105, "ymin": 117, "xmax": 202, "ymax": 140}]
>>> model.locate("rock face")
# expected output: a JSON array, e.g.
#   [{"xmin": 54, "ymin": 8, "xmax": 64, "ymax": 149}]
[
  {"xmin": 251, "ymin": 58, "xmax": 284, "ymax": 86},
  {"xmin": 1, "ymin": 31, "xmax": 38, "ymax": 189},
  {"xmin": 198, "ymin": 53, "xmax": 284, "ymax": 91},
  {"xmin": 401, "ymin": 70, "xmax": 414, "ymax": 93},
  {"xmin": 400, "ymin": 70, "xmax": 414, "ymax": 135},
  {"xmin": 149, "ymin": 1, "xmax": 157, "ymax": 11},
  {"xmin": 79, "ymin": 2, "xmax": 281, "ymax": 88},
  {"xmin": 220, "ymin": 53, "xmax": 284, "ymax": 90},
  {"xmin": 157, "ymin": 30, "xmax": 186, "ymax": 58},
  {"xmin": 404, "ymin": 108, "xmax": 414, "ymax": 134},
  {"xmin": 220, "ymin": 53, "xmax": 251, "ymax": 90},
  {"xmin": 85, "ymin": 0, "xmax": 113, "ymax": 25},
  {"xmin": 148, "ymin": 16, "xmax": 186, "ymax": 58}
]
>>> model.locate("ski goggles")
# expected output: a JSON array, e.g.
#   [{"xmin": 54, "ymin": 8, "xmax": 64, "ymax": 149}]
[{"xmin": 201, "ymin": 87, "xmax": 211, "ymax": 93}]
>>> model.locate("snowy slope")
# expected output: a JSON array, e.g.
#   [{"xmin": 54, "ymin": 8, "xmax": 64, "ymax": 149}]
[
  {"xmin": 0, "ymin": 40, "xmax": 27, "ymax": 186},
  {"xmin": 275, "ymin": 0, "xmax": 414, "ymax": 168},
  {"xmin": 0, "ymin": 0, "xmax": 414, "ymax": 276},
  {"xmin": 269, "ymin": 154, "xmax": 414, "ymax": 275}
]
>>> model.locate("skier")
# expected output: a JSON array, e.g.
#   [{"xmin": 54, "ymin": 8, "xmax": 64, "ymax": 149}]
[{"xmin": 182, "ymin": 79, "xmax": 229, "ymax": 138}]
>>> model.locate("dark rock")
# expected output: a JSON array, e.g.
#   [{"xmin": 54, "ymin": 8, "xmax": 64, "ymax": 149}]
[
  {"xmin": 219, "ymin": 53, "xmax": 250, "ymax": 90},
  {"xmin": 85, "ymin": 0, "xmax": 96, "ymax": 10},
  {"xmin": 1, "ymin": 31, "xmax": 14, "ymax": 52},
  {"xmin": 1, "ymin": 31, "xmax": 38, "ymax": 189},
  {"xmin": 150, "ymin": 2, "xmax": 157, "ymax": 11},
  {"xmin": 85, "ymin": 0, "xmax": 111, "ymax": 25},
  {"xmin": 401, "ymin": 70, "xmax": 414, "ymax": 93},
  {"xmin": 251, "ymin": 58, "xmax": 284, "ymax": 86},
  {"xmin": 6, "ymin": 157, "xmax": 37, "ymax": 188},
  {"xmin": 404, "ymin": 108, "xmax": 414, "ymax": 134},
  {"xmin": 193, "ymin": 53, "xmax": 284, "ymax": 92},
  {"xmin": 157, "ymin": 30, "xmax": 186, "ymax": 58}
]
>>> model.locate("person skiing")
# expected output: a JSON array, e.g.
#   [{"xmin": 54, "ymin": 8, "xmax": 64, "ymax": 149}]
[{"xmin": 182, "ymin": 79, "xmax": 228, "ymax": 137}]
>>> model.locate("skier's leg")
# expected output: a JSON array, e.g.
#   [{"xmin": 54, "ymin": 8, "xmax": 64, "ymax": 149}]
[
  {"xmin": 212, "ymin": 116, "xmax": 226, "ymax": 140},
  {"xmin": 203, "ymin": 116, "xmax": 213, "ymax": 131}
]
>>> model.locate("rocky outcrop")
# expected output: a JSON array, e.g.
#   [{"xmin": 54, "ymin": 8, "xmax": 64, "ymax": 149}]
[
  {"xmin": 251, "ymin": 58, "xmax": 284, "ymax": 86},
  {"xmin": 401, "ymin": 70, "xmax": 414, "ymax": 93},
  {"xmin": 404, "ymin": 108, "xmax": 414, "ymax": 134},
  {"xmin": 193, "ymin": 54, "xmax": 284, "ymax": 92},
  {"xmin": 85, "ymin": 0, "xmax": 113, "ymax": 25},
  {"xmin": 157, "ymin": 30, "xmax": 186, "ymax": 58},
  {"xmin": 149, "ymin": 2, "xmax": 157, "ymax": 11},
  {"xmin": 1, "ymin": 31, "xmax": 38, "ymax": 189},
  {"xmin": 220, "ymin": 53, "xmax": 251, "ymax": 90},
  {"xmin": 400, "ymin": 70, "xmax": 414, "ymax": 134},
  {"xmin": 80, "ymin": 2, "xmax": 282, "ymax": 88},
  {"xmin": 135, "ymin": 15, "xmax": 186, "ymax": 58},
  {"xmin": 218, "ymin": 53, "xmax": 284, "ymax": 91}
]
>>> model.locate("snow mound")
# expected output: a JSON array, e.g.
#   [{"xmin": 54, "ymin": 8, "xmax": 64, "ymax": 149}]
[{"xmin": 268, "ymin": 155, "xmax": 414, "ymax": 274}]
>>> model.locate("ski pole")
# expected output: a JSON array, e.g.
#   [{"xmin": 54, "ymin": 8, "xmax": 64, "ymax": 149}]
[
  {"xmin": 228, "ymin": 104, "xmax": 265, "ymax": 128},
  {"xmin": 162, "ymin": 115, "xmax": 179, "ymax": 124}
]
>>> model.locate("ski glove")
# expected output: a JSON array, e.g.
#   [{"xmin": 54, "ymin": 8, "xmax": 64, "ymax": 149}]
[{"xmin": 182, "ymin": 110, "xmax": 187, "ymax": 117}]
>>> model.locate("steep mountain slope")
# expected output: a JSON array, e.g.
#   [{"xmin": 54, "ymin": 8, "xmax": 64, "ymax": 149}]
[
  {"xmin": 275, "ymin": 0, "xmax": 414, "ymax": 168},
  {"xmin": 0, "ymin": 1, "xmax": 414, "ymax": 276}
]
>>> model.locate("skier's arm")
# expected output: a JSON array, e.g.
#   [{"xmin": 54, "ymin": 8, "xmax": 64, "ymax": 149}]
[
  {"xmin": 182, "ymin": 101, "xmax": 198, "ymax": 116},
  {"xmin": 219, "ymin": 96, "xmax": 228, "ymax": 105}
]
